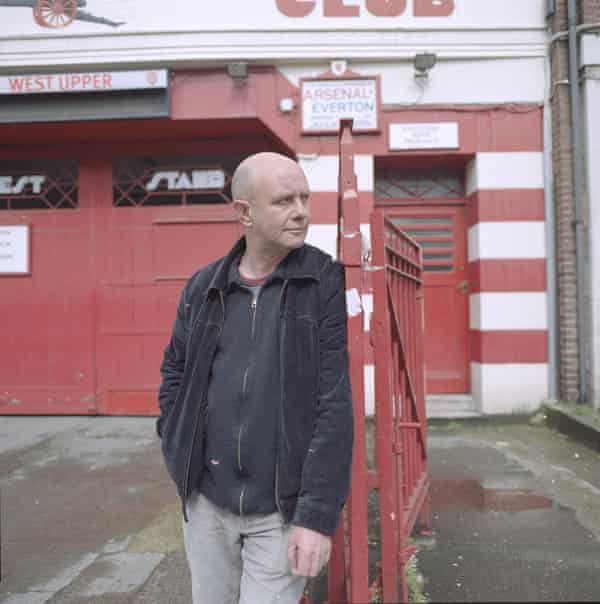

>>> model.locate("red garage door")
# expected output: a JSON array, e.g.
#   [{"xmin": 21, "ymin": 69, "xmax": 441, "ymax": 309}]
[
  {"xmin": 93, "ymin": 155, "xmax": 243, "ymax": 415},
  {"xmin": 0, "ymin": 159, "xmax": 96, "ymax": 414},
  {"xmin": 0, "ymin": 154, "xmax": 245, "ymax": 415}
]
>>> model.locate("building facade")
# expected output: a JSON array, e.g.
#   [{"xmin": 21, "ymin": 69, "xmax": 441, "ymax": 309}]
[{"xmin": 0, "ymin": 0, "xmax": 551, "ymax": 416}]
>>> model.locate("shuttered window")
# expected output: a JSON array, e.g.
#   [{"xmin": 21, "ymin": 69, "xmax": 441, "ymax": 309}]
[{"xmin": 389, "ymin": 215, "xmax": 455, "ymax": 273}]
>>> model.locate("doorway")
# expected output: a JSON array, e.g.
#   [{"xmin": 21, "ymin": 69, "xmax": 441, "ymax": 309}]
[{"xmin": 375, "ymin": 164, "xmax": 470, "ymax": 394}]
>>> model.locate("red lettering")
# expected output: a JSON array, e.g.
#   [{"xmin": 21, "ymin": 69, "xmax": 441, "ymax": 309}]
[
  {"xmin": 82, "ymin": 74, "xmax": 92, "ymax": 88},
  {"xmin": 324, "ymin": 0, "xmax": 359, "ymax": 17},
  {"xmin": 103, "ymin": 73, "xmax": 112, "ymax": 88},
  {"xmin": 366, "ymin": 0, "xmax": 406, "ymax": 17},
  {"xmin": 9, "ymin": 78, "xmax": 25, "ymax": 92},
  {"xmin": 413, "ymin": 0, "xmax": 454, "ymax": 17},
  {"xmin": 93, "ymin": 74, "xmax": 102, "ymax": 88},
  {"xmin": 71, "ymin": 75, "xmax": 81, "ymax": 88},
  {"xmin": 276, "ymin": 0, "xmax": 315, "ymax": 17}
]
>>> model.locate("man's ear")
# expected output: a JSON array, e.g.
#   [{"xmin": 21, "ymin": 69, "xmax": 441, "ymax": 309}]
[{"xmin": 232, "ymin": 199, "xmax": 252, "ymax": 227}]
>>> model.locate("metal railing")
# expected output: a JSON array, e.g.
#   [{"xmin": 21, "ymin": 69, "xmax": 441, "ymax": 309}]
[
  {"xmin": 312, "ymin": 119, "xmax": 430, "ymax": 603},
  {"xmin": 369, "ymin": 209, "xmax": 431, "ymax": 602}
]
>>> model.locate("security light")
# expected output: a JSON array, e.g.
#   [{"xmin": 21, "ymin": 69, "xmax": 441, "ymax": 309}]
[
  {"xmin": 414, "ymin": 53, "xmax": 436, "ymax": 74},
  {"xmin": 227, "ymin": 62, "xmax": 248, "ymax": 86}
]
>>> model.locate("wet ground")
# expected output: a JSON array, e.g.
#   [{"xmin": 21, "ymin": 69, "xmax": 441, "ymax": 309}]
[
  {"xmin": 420, "ymin": 424, "xmax": 600, "ymax": 602},
  {"xmin": 1, "ymin": 417, "xmax": 600, "ymax": 602}
]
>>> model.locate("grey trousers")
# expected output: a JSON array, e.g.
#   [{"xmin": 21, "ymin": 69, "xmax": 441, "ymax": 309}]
[{"xmin": 183, "ymin": 490, "xmax": 307, "ymax": 604}]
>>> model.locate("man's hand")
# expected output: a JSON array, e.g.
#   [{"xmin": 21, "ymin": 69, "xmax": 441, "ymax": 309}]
[{"xmin": 287, "ymin": 525, "xmax": 332, "ymax": 577}]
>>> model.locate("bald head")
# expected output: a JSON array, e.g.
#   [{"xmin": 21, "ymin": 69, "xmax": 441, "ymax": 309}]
[{"xmin": 231, "ymin": 152, "xmax": 300, "ymax": 204}]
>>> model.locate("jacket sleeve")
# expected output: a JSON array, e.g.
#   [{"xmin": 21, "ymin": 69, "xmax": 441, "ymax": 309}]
[
  {"xmin": 292, "ymin": 261, "xmax": 354, "ymax": 536},
  {"xmin": 156, "ymin": 286, "xmax": 188, "ymax": 439}
]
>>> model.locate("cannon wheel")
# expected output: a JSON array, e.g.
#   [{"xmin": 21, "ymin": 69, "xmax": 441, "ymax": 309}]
[{"xmin": 33, "ymin": 0, "xmax": 77, "ymax": 28}]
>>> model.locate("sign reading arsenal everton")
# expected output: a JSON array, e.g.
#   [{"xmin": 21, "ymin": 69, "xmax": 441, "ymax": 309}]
[{"xmin": 302, "ymin": 77, "xmax": 378, "ymax": 134}]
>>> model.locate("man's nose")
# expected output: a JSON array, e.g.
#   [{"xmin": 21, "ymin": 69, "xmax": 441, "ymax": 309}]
[{"xmin": 292, "ymin": 196, "xmax": 308, "ymax": 219}]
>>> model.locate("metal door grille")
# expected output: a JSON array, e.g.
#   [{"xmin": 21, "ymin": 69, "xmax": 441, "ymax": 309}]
[
  {"xmin": 375, "ymin": 167, "xmax": 464, "ymax": 199},
  {"xmin": 0, "ymin": 161, "xmax": 78, "ymax": 210},
  {"xmin": 112, "ymin": 156, "xmax": 242, "ymax": 207}
]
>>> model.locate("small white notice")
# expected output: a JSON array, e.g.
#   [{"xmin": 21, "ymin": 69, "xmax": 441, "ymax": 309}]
[
  {"xmin": 389, "ymin": 122, "xmax": 459, "ymax": 150},
  {"xmin": 0, "ymin": 225, "xmax": 30, "ymax": 275},
  {"xmin": 345, "ymin": 288, "xmax": 363, "ymax": 318}
]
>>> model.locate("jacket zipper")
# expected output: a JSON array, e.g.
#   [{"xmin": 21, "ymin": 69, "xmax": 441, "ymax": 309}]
[
  {"xmin": 274, "ymin": 280, "xmax": 289, "ymax": 517},
  {"xmin": 182, "ymin": 290, "xmax": 225, "ymax": 523},
  {"xmin": 238, "ymin": 289, "xmax": 259, "ymax": 516}
]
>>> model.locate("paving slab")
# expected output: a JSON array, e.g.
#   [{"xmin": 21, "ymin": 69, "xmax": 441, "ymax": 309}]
[{"xmin": 2, "ymin": 416, "xmax": 600, "ymax": 603}]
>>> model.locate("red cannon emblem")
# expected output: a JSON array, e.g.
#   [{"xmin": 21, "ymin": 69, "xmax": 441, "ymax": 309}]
[
  {"xmin": 1, "ymin": 0, "xmax": 124, "ymax": 28},
  {"xmin": 33, "ymin": 0, "xmax": 77, "ymax": 28}
]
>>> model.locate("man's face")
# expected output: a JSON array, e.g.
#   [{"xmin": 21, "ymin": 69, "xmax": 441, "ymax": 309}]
[{"xmin": 247, "ymin": 161, "xmax": 311, "ymax": 253}]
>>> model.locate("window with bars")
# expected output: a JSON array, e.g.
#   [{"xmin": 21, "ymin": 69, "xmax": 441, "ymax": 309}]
[
  {"xmin": 0, "ymin": 160, "xmax": 78, "ymax": 210},
  {"xmin": 375, "ymin": 167, "xmax": 464, "ymax": 200},
  {"xmin": 112, "ymin": 155, "xmax": 245, "ymax": 207},
  {"xmin": 389, "ymin": 216, "xmax": 455, "ymax": 273}
]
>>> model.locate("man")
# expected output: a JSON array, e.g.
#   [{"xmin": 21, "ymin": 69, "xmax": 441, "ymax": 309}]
[{"xmin": 157, "ymin": 152, "xmax": 354, "ymax": 604}]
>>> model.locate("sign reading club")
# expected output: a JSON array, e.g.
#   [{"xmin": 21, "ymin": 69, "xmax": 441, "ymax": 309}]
[{"xmin": 276, "ymin": 0, "xmax": 454, "ymax": 18}]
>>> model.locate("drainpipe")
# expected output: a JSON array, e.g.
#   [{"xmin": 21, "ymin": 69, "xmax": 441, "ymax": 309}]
[
  {"xmin": 567, "ymin": 0, "xmax": 588, "ymax": 404},
  {"xmin": 544, "ymin": 57, "xmax": 558, "ymax": 401}
]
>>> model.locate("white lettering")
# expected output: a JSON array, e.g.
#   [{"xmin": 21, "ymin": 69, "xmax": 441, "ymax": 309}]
[
  {"xmin": 0, "ymin": 176, "xmax": 11, "ymax": 194},
  {"xmin": 145, "ymin": 170, "xmax": 226, "ymax": 192},
  {"xmin": 175, "ymin": 172, "xmax": 193, "ymax": 190},
  {"xmin": 145, "ymin": 171, "xmax": 178, "ymax": 191},
  {"xmin": 0, "ymin": 175, "xmax": 46, "ymax": 195}
]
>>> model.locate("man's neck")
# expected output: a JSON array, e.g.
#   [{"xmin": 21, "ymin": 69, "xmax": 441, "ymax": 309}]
[{"xmin": 240, "ymin": 241, "xmax": 290, "ymax": 280}]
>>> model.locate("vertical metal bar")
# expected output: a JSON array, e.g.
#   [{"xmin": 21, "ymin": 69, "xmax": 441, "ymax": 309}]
[
  {"xmin": 330, "ymin": 119, "xmax": 370, "ymax": 604},
  {"xmin": 371, "ymin": 211, "xmax": 400, "ymax": 603}
]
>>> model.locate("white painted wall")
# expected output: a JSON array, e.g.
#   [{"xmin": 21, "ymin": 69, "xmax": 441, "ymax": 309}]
[
  {"xmin": 0, "ymin": 1, "xmax": 546, "ymax": 71},
  {"xmin": 471, "ymin": 362, "xmax": 548, "ymax": 414},
  {"xmin": 466, "ymin": 152, "xmax": 545, "ymax": 194},
  {"xmin": 469, "ymin": 293, "xmax": 548, "ymax": 331},
  {"xmin": 468, "ymin": 222, "xmax": 546, "ymax": 262},
  {"xmin": 298, "ymin": 154, "xmax": 373, "ymax": 193},
  {"xmin": 1, "ymin": 0, "xmax": 547, "ymax": 37},
  {"xmin": 284, "ymin": 58, "xmax": 545, "ymax": 106}
]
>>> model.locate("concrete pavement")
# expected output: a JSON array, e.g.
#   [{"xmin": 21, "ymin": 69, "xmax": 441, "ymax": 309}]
[{"xmin": 1, "ymin": 413, "xmax": 600, "ymax": 602}]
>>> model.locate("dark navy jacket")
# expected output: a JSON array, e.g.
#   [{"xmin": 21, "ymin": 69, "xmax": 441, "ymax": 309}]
[
  {"xmin": 199, "ymin": 256, "xmax": 283, "ymax": 517},
  {"xmin": 157, "ymin": 236, "xmax": 354, "ymax": 536}
]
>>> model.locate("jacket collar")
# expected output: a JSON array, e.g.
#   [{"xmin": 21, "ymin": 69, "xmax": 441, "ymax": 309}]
[{"xmin": 207, "ymin": 236, "xmax": 320, "ymax": 293}]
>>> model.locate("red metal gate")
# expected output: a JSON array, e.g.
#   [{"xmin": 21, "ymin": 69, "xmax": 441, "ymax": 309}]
[{"xmin": 319, "ymin": 121, "xmax": 430, "ymax": 603}]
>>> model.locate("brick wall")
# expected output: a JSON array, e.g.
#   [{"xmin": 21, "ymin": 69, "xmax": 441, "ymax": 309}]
[
  {"xmin": 581, "ymin": 0, "xmax": 600, "ymax": 23},
  {"xmin": 550, "ymin": 1, "xmax": 580, "ymax": 401},
  {"xmin": 550, "ymin": 0, "xmax": 598, "ymax": 402}
]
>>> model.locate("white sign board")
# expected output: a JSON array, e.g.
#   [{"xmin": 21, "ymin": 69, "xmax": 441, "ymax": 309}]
[
  {"xmin": 302, "ymin": 79, "xmax": 378, "ymax": 133},
  {"xmin": 0, "ymin": 70, "xmax": 167, "ymax": 96},
  {"xmin": 0, "ymin": 225, "xmax": 30, "ymax": 275},
  {"xmin": 389, "ymin": 122, "xmax": 459, "ymax": 150}
]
